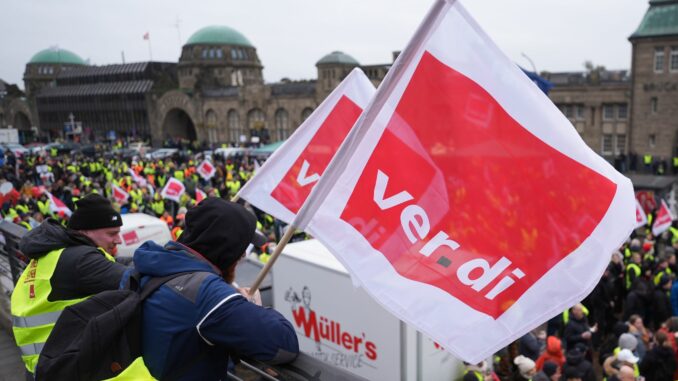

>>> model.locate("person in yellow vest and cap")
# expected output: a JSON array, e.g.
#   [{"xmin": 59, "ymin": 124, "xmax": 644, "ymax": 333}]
[{"xmin": 11, "ymin": 194, "xmax": 127, "ymax": 374}]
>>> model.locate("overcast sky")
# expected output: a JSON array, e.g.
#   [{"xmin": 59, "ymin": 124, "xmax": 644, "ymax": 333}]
[{"xmin": 1, "ymin": 0, "xmax": 649, "ymax": 89}]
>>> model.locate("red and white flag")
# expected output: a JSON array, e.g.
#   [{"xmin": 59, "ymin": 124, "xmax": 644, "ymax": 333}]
[
  {"xmin": 292, "ymin": 0, "xmax": 635, "ymax": 362},
  {"xmin": 45, "ymin": 191, "xmax": 72, "ymax": 217},
  {"xmin": 160, "ymin": 177, "xmax": 185, "ymax": 203},
  {"xmin": 197, "ymin": 160, "xmax": 216, "ymax": 180},
  {"xmin": 652, "ymin": 199, "xmax": 674, "ymax": 236},
  {"xmin": 128, "ymin": 168, "xmax": 147, "ymax": 187},
  {"xmin": 238, "ymin": 68, "xmax": 375, "ymax": 224},
  {"xmin": 635, "ymin": 199, "xmax": 648, "ymax": 229},
  {"xmin": 112, "ymin": 184, "xmax": 130, "ymax": 204},
  {"xmin": 195, "ymin": 188, "xmax": 206, "ymax": 204}
]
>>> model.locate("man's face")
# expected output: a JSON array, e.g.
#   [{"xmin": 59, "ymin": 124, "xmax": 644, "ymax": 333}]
[
  {"xmin": 81, "ymin": 227, "xmax": 121, "ymax": 254},
  {"xmin": 572, "ymin": 305, "xmax": 584, "ymax": 320}
]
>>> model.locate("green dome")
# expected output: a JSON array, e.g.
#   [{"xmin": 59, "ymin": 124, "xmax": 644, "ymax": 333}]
[
  {"xmin": 631, "ymin": 0, "xmax": 678, "ymax": 39},
  {"xmin": 186, "ymin": 26, "xmax": 253, "ymax": 47},
  {"xmin": 317, "ymin": 51, "xmax": 360, "ymax": 66},
  {"xmin": 29, "ymin": 48, "xmax": 87, "ymax": 65}
]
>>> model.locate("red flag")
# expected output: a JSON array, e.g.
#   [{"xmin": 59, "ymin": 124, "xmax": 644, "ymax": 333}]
[
  {"xmin": 652, "ymin": 199, "xmax": 674, "ymax": 236},
  {"xmin": 292, "ymin": 0, "xmax": 635, "ymax": 362},
  {"xmin": 239, "ymin": 68, "xmax": 375, "ymax": 223},
  {"xmin": 128, "ymin": 168, "xmax": 147, "ymax": 187},
  {"xmin": 121, "ymin": 230, "xmax": 140, "ymax": 246},
  {"xmin": 160, "ymin": 177, "xmax": 185, "ymax": 203},
  {"xmin": 635, "ymin": 199, "xmax": 648, "ymax": 228},
  {"xmin": 197, "ymin": 160, "xmax": 216, "ymax": 180},
  {"xmin": 45, "ymin": 191, "xmax": 72, "ymax": 217},
  {"xmin": 196, "ymin": 188, "xmax": 206, "ymax": 204},
  {"xmin": 112, "ymin": 184, "xmax": 130, "ymax": 204}
]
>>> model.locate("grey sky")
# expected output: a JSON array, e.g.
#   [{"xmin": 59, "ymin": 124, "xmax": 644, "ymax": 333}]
[{"xmin": 1, "ymin": 0, "xmax": 649, "ymax": 89}]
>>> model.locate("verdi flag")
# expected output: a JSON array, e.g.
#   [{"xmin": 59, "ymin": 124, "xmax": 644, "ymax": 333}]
[
  {"xmin": 652, "ymin": 199, "xmax": 674, "ymax": 236},
  {"xmin": 238, "ymin": 68, "xmax": 375, "ymax": 224},
  {"xmin": 197, "ymin": 160, "xmax": 216, "ymax": 180},
  {"xmin": 46, "ymin": 191, "xmax": 72, "ymax": 217},
  {"xmin": 195, "ymin": 188, "xmax": 206, "ymax": 204},
  {"xmin": 291, "ymin": 0, "xmax": 635, "ymax": 362},
  {"xmin": 160, "ymin": 177, "xmax": 185, "ymax": 203},
  {"xmin": 111, "ymin": 183, "xmax": 130, "ymax": 204},
  {"xmin": 128, "ymin": 168, "xmax": 147, "ymax": 187},
  {"xmin": 635, "ymin": 199, "xmax": 647, "ymax": 229}
]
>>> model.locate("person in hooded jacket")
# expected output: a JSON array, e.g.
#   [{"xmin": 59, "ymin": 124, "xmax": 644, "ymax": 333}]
[
  {"xmin": 563, "ymin": 304, "xmax": 595, "ymax": 353},
  {"xmin": 10, "ymin": 194, "xmax": 127, "ymax": 374},
  {"xmin": 639, "ymin": 331, "xmax": 676, "ymax": 381},
  {"xmin": 649, "ymin": 275, "xmax": 673, "ymax": 330},
  {"xmin": 536, "ymin": 336, "xmax": 566, "ymax": 370},
  {"xmin": 130, "ymin": 197, "xmax": 299, "ymax": 380}
]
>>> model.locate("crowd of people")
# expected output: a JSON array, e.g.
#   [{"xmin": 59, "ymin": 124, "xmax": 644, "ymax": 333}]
[
  {"xmin": 4, "ymin": 139, "xmax": 678, "ymax": 380},
  {"xmin": 464, "ymin": 216, "xmax": 678, "ymax": 381},
  {"xmin": 0, "ymin": 140, "xmax": 283, "ymax": 259}
]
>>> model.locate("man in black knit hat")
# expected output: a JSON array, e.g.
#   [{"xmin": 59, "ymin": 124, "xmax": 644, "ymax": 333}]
[{"xmin": 11, "ymin": 193, "xmax": 127, "ymax": 374}]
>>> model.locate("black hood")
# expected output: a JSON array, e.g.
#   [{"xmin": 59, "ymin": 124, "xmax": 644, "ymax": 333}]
[
  {"xmin": 19, "ymin": 219, "xmax": 96, "ymax": 259},
  {"xmin": 566, "ymin": 349, "xmax": 584, "ymax": 366}
]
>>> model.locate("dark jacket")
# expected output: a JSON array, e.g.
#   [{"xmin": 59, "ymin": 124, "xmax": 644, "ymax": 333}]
[
  {"xmin": 563, "ymin": 349, "xmax": 596, "ymax": 381},
  {"xmin": 563, "ymin": 316, "xmax": 591, "ymax": 350},
  {"xmin": 133, "ymin": 241, "xmax": 299, "ymax": 380},
  {"xmin": 649, "ymin": 289, "xmax": 672, "ymax": 330},
  {"xmin": 18, "ymin": 219, "xmax": 126, "ymax": 301},
  {"xmin": 639, "ymin": 346, "xmax": 676, "ymax": 381}
]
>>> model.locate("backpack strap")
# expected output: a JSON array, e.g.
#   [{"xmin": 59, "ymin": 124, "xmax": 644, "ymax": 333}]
[{"xmin": 139, "ymin": 271, "xmax": 197, "ymax": 300}]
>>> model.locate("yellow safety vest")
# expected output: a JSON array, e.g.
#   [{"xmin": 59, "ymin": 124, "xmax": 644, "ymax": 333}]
[
  {"xmin": 464, "ymin": 370, "xmax": 485, "ymax": 381},
  {"xmin": 173, "ymin": 170, "xmax": 185, "ymax": 182},
  {"xmin": 37, "ymin": 200, "xmax": 51, "ymax": 216},
  {"xmin": 626, "ymin": 263, "xmax": 642, "ymax": 290},
  {"xmin": 102, "ymin": 357, "xmax": 157, "ymax": 380},
  {"xmin": 612, "ymin": 347, "xmax": 640, "ymax": 377},
  {"xmin": 11, "ymin": 248, "xmax": 115, "ymax": 373},
  {"xmin": 644, "ymin": 155, "xmax": 652, "ymax": 165}
]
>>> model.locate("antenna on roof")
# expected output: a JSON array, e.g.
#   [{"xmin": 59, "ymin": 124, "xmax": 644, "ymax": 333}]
[{"xmin": 174, "ymin": 17, "xmax": 183, "ymax": 46}]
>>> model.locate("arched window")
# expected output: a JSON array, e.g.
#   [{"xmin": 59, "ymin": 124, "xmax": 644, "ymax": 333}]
[
  {"xmin": 227, "ymin": 109, "xmax": 241, "ymax": 144},
  {"xmin": 301, "ymin": 107, "xmax": 314, "ymax": 122},
  {"xmin": 274, "ymin": 108, "xmax": 290, "ymax": 141},
  {"xmin": 205, "ymin": 109, "xmax": 218, "ymax": 144},
  {"xmin": 247, "ymin": 108, "xmax": 267, "ymax": 143}
]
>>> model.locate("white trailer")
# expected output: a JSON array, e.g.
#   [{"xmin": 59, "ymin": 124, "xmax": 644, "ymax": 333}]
[
  {"xmin": 0, "ymin": 129, "xmax": 19, "ymax": 144},
  {"xmin": 116, "ymin": 213, "xmax": 172, "ymax": 258},
  {"xmin": 273, "ymin": 239, "xmax": 464, "ymax": 381}
]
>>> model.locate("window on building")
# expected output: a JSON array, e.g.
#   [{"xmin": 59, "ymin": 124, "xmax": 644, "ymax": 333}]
[
  {"xmin": 655, "ymin": 47, "xmax": 665, "ymax": 73},
  {"xmin": 209, "ymin": 49, "xmax": 215, "ymax": 59},
  {"xmin": 231, "ymin": 49, "xmax": 237, "ymax": 60},
  {"xmin": 651, "ymin": 97, "xmax": 658, "ymax": 113},
  {"xmin": 616, "ymin": 134, "xmax": 626, "ymax": 155},
  {"xmin": 649, "ymin": 134, "xmax": 656, "ymax": 148},
  {"xmin": 301, "ymin": 108, "xmax": 314, "ymax": 122},
  {"xmin": 671, "ymin": 48, "xmax": 678, "ymax": 72},
  {"xmin": 602, "ymin": 134, "xmax": 614, "ymax": 155},
  {"xmin": 563, "ymin": 105, "xmax": 574, "ymax": 118},
  {"xmin": 227, "ymin": 109, "xmax": 241, "ymax": 143},
  {"xmin": 617, "ymin": 104, "xmax": 628, "ymax": 120},
  {"xmin": 274, "ymin": 108, "xmax": 290, "ymax": 141},
  {"xmin": 603, "ymin": 104, "xmax": 614, "ymax": 120},
  {"xmin": 576, "ymin": 105, "xmax": 585, "ymax": 120},
  {"xmin": 216, "ymin": 49, "xmax": 223, "ymax": 59}
]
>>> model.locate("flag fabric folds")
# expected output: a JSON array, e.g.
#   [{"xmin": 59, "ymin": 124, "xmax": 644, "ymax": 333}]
[
  {"xmin": 635, "ymin": 199, "xmax": 648, "ymax": 229},
  {"xmin": 112, "ymin": 184, "xmax": 130, "ymax": 204},
  {"xmin": 197, "ymin": 160, "xmax": 216, "ymax": 180},
  {"xmin": 238, "ymin": 68, "xmax": 375, "ymax": 224},
  {"xmin": 288, "ymin": 0, "xmax": 635, "ymax": 362},
  {"xmin": 45, "ymin": 191, "xmax": 72, "ymax": 217}
]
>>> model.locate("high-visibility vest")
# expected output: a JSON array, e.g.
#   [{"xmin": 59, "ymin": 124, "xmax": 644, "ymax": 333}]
[
  {"xmin": 157, "ymin": 175, "xmax": 167, "ymax": 188},
  {"xmin": 644, "ymin": 155, "xmax": 653, "ymax": 165},
  {"xmin": 673, "ymin": 157, "xmax": 678, "ymax": 168},
  {"xmin": 11, "ymin": 248, "xmax": 115, "ymax": 373},
  {"xmin": 173, "ymin": 170, "xmax": 185, "ymax": 182},
  {"xmin": 670, "ymin": 227, "xmax": 678, "ymax": 245},
  {"xmin": 464, "ymin": 370, "xmax": 484, "ymax": 381},
  {"xmin": 19, "ymin": 221, "xmax": 32, "ymax": 231},
  {"xmin": 626, "ymin": 263, "xmax": 642, "ymax": 289},
  {"xmin": 101, "ymin": 357, "xmax": 157, "ymax": 380},
  {"xmin": 16, "ymin": 204, "xmax": 29, "ymax": 214},
  {"xmin": 150, "ymin": 200, "xmax": 165, "ymax": 216},
  {"xmin": 654, "ymin": 268, "xmax": 673, "ymax": 286},
  {"xmin": 129, "ymin": 189, "xmax": 143, "ymax": 205},
  {"xmin": 171, "ymin": 226, "xmax": 183, "ymax": 240},
  {"xmin": 37, "ymin": 200, "xmax": 50, "ymax": 216},
  {"xmin": 562, "ymin": 305, "xmax": 590, "ymax": 325}
]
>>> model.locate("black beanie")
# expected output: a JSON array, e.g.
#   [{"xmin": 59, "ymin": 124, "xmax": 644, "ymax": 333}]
[
  {"xmin": 68, "ymin": 194, "xmax": 122, "ymax": 230},
  {"xmin": 178, "ymin": 197, "xmax": 256, "ymax": 271}
]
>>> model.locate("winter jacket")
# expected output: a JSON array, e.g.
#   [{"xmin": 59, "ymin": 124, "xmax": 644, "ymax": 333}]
[
  {"xmin": 536, "ymin": 336, "xmax": 566, "ymax": 369},
  {"xmin": 649, "ymin": 289, "xmax": 672, "ymax": 330},
  {"xmin": 639, "ymin": 346, "xmax": 676, "ymax": 381},
  {"xmin": 519, "ymin": 332, "xmax": 542, "ymax": 360},
  {"xmin": 133, "ymin": 241, "xmax": 299, "ymax": 380},
  {"xmin": 18, "ymin": 219, "xmax": 126, "ymax": 300},
  {"xmin": 563, "ymin": 316, "xmax": 591, "ymax": 350},
  {"xmin": 563, "ymin": 350, "xmax": 596, "ymax": 381}
]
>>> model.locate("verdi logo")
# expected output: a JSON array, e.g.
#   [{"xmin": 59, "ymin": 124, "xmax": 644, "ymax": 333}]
[{"xmin": 284, "ymin": 286, "xmax": 378, "ymax": 367}]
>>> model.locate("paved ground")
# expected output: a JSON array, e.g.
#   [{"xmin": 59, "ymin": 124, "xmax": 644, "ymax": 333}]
[{"xmin": 0, "ymin": 328, "xmax": 24, "ymax": 381}]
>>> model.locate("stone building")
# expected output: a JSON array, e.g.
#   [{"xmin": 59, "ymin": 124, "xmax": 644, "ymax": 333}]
[{"xmin": 1, "ymin": 25, "xmax": 388, "ymax": 147}]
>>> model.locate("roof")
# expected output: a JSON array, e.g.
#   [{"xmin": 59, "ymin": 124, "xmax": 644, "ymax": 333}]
[
  {"xmin": 185, "ymin": 26, "xmax": 253, "ymax": 47},
  {"xmin": 630, "ymin": 0, "xmax": 678, "ymax": 39},
  {"xmin": 57, "ymin": 62, "xmax": 150, "ymax": 79},
  {"xmin": 316, "ymin": 51, "xmax": 360, "ymax": 66},
  {"xmin": 270, "ymin": 81, "xmax": 316, "ymax": 97},
  {"xmin": 29, "ymin": 48, "xmax": 87, "ymax": 66},
  {"xmin": 627, "ymin": 174, "xmax": 677, "ymax": 190},
  {"xmin": 35, "ymin": 80, "xmax": 153, "ymax": 98}
]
